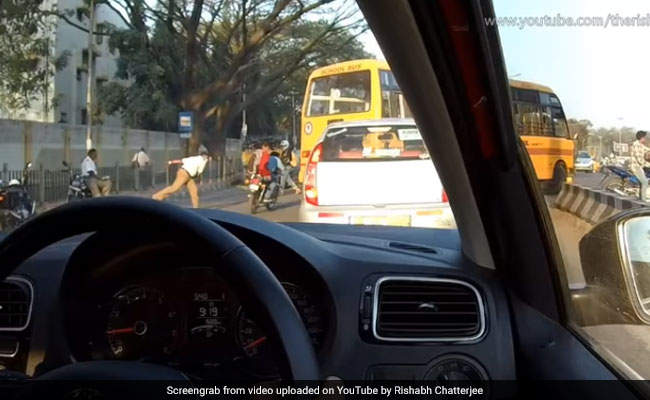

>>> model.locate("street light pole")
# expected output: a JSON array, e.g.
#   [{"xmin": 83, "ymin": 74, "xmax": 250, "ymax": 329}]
[
  {"xmin": 617, "ymin": 117, "xmax": 624, "ymax": 156},
  {"xmin": 291, "ymin": 92, "xmax": 296, "ymax": 145},
  {"xmin": 85, "ymin": 0, "xmax": 96, "ymax": 150}
]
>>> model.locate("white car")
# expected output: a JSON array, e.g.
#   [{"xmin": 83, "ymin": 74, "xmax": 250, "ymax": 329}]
[
  {"xmin": 575, "ymin": 151, "xmax": 595, "ymax": 173},
  {"xmin": 298, "ymin": 119, "xmax": 455, "ymax": 229}
]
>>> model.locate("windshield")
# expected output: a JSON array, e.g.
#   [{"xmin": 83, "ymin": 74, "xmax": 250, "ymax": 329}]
[
  {"xmin": 307, "ymin": 71, "xmax": 371, "ymax": 116},
  {"xmin": 0, "ymin": 0, "xmax": 458, "ymax": 234},
  {"xmin": 577, "ymin": 152, "xmax": 590, "ymax": 158}
]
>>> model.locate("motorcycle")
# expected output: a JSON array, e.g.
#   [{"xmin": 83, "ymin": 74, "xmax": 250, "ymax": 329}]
[
  {"xmin": 62, "ymin": 161, "xmax": 92, "ymax": 201},
  {"xmin": 248, "ymin": 173, "xmax": 279, "ymax": 214},
  {"xmin": 0, "ymin": 162, "xmax": 36, "ymax": 231},
  {"xmin": 600, "ymin": 165, "xmax": 650, "ymax": 198}
]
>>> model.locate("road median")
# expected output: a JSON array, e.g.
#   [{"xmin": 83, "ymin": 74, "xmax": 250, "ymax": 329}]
[{"xmin": 555, "ymin": 183, "xmax": 646, "ymax": 224}]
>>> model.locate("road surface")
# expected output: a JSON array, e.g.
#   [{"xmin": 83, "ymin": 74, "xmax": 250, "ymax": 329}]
[{"xmin": 574, "ymin": 172, "xmax": 606, "ymax": 189}]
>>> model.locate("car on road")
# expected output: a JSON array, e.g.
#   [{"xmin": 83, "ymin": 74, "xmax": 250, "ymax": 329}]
[
  {"xmin": 575, "ymin": 151, "xmax": 597, "ymax": 173},
  {"xmin": 298, "ymin": 119, "xmax": 455, "ymax": 229}
]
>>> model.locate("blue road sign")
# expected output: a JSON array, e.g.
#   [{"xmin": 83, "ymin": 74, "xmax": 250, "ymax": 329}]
[{"xmin": 178, "ymin": 111, "xmax": 193, "ymax": 138}]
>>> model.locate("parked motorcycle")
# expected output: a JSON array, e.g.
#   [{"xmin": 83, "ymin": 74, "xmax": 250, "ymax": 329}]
[
  {"xmin": 248, "ymin": 173, "xmax": 279, "ymax": 214},
  {"xmin": 600, "ymin": 165, "xmax": 650, "ymax": 198},
  {"xmin": 0, "ymin": 162, "xmax": 36, "ymax": 231},
  {"xmin": 62, "ymin": 161, "xmax": 92, "ymax": 201}
]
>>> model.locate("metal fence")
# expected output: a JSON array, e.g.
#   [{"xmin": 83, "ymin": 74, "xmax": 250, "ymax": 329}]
[{"xmin": 0, "ymin": 156, "xmax": 243, "ymax": 205}]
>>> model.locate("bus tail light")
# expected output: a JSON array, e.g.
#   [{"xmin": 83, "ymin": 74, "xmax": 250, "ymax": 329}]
[
  {"xmin": 304, "ymin": 143, "xmax": 323, "ymax": 206},
  {"xmin": 442, "ymin": 189, "xmax": 448, "ymax": 203}
]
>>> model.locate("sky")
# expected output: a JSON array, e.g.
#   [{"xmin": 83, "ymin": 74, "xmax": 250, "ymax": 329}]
[{"xmin": 359, "ymin": 0, "xmax": 650, "ymax": 130}]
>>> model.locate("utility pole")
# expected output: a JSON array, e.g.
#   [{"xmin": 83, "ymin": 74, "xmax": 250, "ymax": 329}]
[
  {"xmin": 291, "ymin": 92, "xmax": 297, "ymax": 145},
  {"xmin": 43, "ymin": 38, "xmax": 49, "ymax": 121},
  {"xmin": 85, "ymin": 0, "xmax": 96, "ymax": 150},
  {"xmin": 617, "ymin": 117, "xmax": 624, "ymax": 156},
  {"xmin": 240, "ymin": 0, "xmax": 248, "ymax": 141}
]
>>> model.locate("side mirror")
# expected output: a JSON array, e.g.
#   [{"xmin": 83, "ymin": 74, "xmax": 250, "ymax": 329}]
[{"xmin": 579, "ymin": 209, "xmax": 650, "ymax": 325}]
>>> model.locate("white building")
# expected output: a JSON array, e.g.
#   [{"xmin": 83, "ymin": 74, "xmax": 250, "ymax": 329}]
[{"xmin": 0, "ymin": 0, "xmax": 126, "ymax": 127}]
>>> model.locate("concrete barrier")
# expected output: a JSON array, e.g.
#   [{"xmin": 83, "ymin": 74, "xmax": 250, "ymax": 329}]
[{"xmin": 555, "ymin": 183, "xmax": 646, "ymax": 224}]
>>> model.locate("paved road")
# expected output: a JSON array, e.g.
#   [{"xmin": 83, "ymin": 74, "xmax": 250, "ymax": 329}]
[{"xmin": 574, "ymin": 172, "xmax": 606, "ymax": 189}]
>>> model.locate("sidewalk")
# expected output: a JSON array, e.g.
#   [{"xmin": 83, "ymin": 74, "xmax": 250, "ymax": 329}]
[{"xmin": 39, "ymin": 180, "xmax": 244, "ymax": 212}]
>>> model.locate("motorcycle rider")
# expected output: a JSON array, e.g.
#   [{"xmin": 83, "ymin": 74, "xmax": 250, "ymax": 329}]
[
  {"xmin": 630, "ymin": 130, "xmax": 650, "ymax": 201},
  {"xmin": 279, "ymin": 140, "xmax": 301, "ymax": 194},
  {"xmin": 81, "ymin": 148, "xmax": 112, "ymax": 197}
]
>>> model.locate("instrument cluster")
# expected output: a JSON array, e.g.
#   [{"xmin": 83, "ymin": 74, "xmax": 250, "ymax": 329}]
[{"xmin": 70, "ymin": 267, "xmax": 327, "ymax": 378}]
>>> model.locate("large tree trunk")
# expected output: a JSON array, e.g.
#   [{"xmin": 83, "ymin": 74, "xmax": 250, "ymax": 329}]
[{"xmin": 188, "ymin": 106, "xmax": 204, "ymax": 155}]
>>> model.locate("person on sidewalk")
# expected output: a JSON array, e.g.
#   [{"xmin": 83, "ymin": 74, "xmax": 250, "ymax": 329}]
[
  {"xmin": 81, "ymin": 148, "xmax": 112, "ymax": 197},
  {"xmin": 152, "ymin": 147, "xmax": 209, "ymax": 208},
  {"xmin": 132, "ymin": 147, "xmax": 151, "ymax": 191},
  {"xmin": 630, "ymin": 130, "xmax": 650, "ymax": 201}
]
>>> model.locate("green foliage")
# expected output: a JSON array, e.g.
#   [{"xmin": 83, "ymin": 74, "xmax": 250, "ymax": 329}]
[
  {"xmin": 99, "ymin": 0, "xmax": 371, "ymax": 152},
  {"xmin": 0, "ymin": 0, "xmax": 69, "ymax": 113}
]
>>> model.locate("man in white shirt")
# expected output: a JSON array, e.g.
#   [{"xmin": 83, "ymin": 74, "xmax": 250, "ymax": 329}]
[
  {"xmin": 132, "ymin": 147, "xmax": 150, "ymax": 168},
  {"xmin": 630, "ymin": 130, "xmax": 650, "ymax": 201},
  {"xmin": 152, "ymin": 148, "xmax": 209, "ymax": 208},
  {"xmin": 132, "ymin": 147, "xmax": 151, "ymax": 191},
  {"xmin": 81, "ymin": 148, "xmax": 111, "ymax": 197}
]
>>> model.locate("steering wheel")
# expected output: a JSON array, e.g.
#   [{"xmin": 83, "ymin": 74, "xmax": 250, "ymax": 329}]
[{"xmin": 0, "ymin": 197, "xmax": 320, "ymax": 395}]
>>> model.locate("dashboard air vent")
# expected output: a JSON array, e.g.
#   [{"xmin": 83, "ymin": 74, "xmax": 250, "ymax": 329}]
[
  {"xmin": 387, "ymin": 242, "xmax": 437, "ymax": 254},
  {"xmin": 373, "ymin": 277, "xmax": 484, "ymax": 342},
  {"xmin": 0, "ymin": 277, "xmax": 33, "ymax": 331}
]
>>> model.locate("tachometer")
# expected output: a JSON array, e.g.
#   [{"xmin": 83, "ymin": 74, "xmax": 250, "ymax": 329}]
[
  {"xmin": 106, "ymin": 287, "xmax": 178, "ymax": 359},
  {"xmin": 236, "ymin": 282, "xmax": 325, "ymax": 374}
]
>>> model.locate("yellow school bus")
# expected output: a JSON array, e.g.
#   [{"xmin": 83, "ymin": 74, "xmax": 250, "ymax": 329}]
[
  {"xmin": 299, "ymin": 59, "xmax": 411, "ymax": 181},
  {"xmin": 510, "ymin": 79, "xmax": 575, "ymax": 193},
  {"xmin": 299, "ymin": 61, "xmax": 573, "ymax": 192}
]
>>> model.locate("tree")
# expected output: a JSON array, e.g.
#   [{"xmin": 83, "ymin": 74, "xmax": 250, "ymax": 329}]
[
  {"xmin": 99, "ymin": 0, "xmax": 368, "ymax": 155},
  {"xmin": 568, "ymin": 118, "xmax": 592, "ymax": 151},
  {"xmin": 0, "ymin": 0, "xmax": 69, "ymax": 115}
]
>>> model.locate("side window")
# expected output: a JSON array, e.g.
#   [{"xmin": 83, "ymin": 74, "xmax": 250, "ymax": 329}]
[
  {"xmin": 551, "ymin": 106, "xmax": 569, "ymax": 138},
  {"xmin": 539, "ymin": 92, "xmax": 551, "ymax": 105},
  {"xmin": 518, "ymin": 103, "xmax": 542, "ymax": 136},
  {"xmin": 380, "ymin": 70, "xmax": 401, "ymax": 118},
  {"xmin": 541, "ymin": 106, "xmax": 553, "ymax": 136}
]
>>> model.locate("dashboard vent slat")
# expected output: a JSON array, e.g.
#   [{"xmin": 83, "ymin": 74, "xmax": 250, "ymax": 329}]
[
  {"xmin": 387, "ymin": 242, "xmax": 438, "ymax": 254},
  {"xmin": 0, "ymin": 278, "xmax": 33, "ymax": 331},
  {"xmin": 373, "ymin": 278, "xmax": 485, "ymax": 342}
]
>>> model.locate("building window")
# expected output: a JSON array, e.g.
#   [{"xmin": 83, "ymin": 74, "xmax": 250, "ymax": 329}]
[
  {"xmin": 76, "ymin": 8, "xmax": 85, "ymax": 22},
  {"xmin": 81, "ymin": 109, "xmax": 88, "ymax": 125},
  {"xmin": 96, "ymin": 23, "xmax": 105, "ymax": 45},
  {"xmin": 76, "ymin": 68, "xmax": 83, "ymax": 81},
  {"xmin": 59, "ymin": 112, "xmax": 68, "ymax": 123},
  {"xmin": 96, "ymin": 77, "xmax": 107, "ymax": 89}
]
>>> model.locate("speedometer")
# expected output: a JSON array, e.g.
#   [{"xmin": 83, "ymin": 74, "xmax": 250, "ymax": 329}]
[
  {"xmin": 237, "ymin": 282, "xmax": 325, "ymax": 374},
  {"xmin": 105, "ymin": 287, "xmax": 178, "ymax": 360}
]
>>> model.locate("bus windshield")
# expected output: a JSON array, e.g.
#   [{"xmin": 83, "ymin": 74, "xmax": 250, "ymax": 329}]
[{"xmin": 307, "ymin": 71, "xmax": 371, "ymax": 116}]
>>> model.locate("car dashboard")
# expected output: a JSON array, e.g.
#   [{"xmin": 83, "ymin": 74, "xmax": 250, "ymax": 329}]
[{"xmin": 0, "ymin": 209, "xmax": 516, "ymax": 388}]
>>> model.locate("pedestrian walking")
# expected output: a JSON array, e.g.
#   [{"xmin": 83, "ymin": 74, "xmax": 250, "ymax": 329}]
[
  {"xmin": 132, "ymin": 147, "xmax": 151, "ymax": 191},
  {"xmin": 279, "ymin": 140, "xmax": 301, "ymax": 194}
]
